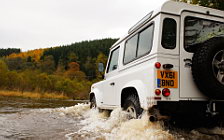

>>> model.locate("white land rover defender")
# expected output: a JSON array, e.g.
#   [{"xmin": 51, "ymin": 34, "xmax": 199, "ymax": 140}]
[{"xmin": 90, "ymin": 1, "xmax": 224, "ymax": 123}]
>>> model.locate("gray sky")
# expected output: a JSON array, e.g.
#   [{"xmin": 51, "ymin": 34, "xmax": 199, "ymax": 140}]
[{"xmin": 0, "ymin": 0, "xmax": 167, "ymax": 51}]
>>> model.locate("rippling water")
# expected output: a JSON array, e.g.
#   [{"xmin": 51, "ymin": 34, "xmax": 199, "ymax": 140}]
[{"xmin": 0, "ymin": 96, "xmax": 224, "ymax": 140}]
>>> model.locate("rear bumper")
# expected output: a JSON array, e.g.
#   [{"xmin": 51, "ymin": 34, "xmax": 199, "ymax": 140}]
[{"xmin": 156, "ymin": 100, "xmax": 224, "ymax": 117}]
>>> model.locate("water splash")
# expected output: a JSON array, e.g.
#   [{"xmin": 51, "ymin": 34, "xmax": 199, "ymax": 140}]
[
  {"xmin": 40, "ymin": 103, "xmax": 90, "ymax": 118},
  {"xmin": 63, "ymin": 104, "xmax": 174, "ymax": 140},
  {"xmin": 108, "ymin": 113, "xmax": 174, "ymax": 140},
  {"xmin": 36, "ymin": 103, "xmax": 224, "ymax": 140}
]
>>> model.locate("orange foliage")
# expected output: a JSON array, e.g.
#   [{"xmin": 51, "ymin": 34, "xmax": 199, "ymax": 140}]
[
  {"xmin": 68, "ymin": 62, "xmax": 80, "ymax": 71},
  {"xmin": 64, "ymin": 62, "xmax": 86, "ymax": 80},
  {"xmin": 7, "ymin": 49, "xmax": 44, "ymax": 62}
]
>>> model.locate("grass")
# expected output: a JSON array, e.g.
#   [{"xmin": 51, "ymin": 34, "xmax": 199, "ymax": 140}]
[{"xmin": 0, "ymin": 90, "xmax": 69, "ymax": 99}]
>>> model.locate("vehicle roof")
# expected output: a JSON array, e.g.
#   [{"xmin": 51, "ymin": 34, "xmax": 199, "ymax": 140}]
[{"xmin": 111, "ymin": 0, "xmax": 224, "ymax": 49}]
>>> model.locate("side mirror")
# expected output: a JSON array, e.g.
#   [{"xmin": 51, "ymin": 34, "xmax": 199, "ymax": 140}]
[
  {"xmin": 98, "ymin": 63, "xmax": 105, "ymax": 79},
  {"xmin": 98, "ymin": 63, "xmax": 104, "ymax": 72}
]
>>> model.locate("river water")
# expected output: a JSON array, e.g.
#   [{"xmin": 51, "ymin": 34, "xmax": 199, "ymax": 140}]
[{"xmin": 0, "ymin": 96, "xmax": 224, "ymax": 140}]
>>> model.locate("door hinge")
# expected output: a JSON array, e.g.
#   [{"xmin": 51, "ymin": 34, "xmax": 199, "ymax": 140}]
[{"xmin": 184, "ymin": 58, "xmax": 192, "ymax": 68}]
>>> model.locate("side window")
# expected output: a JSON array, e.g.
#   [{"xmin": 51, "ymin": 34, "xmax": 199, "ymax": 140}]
[
  {"xmin": 124, "ymin": 34, "xmax": 138, "ymax": 64},
  {"xmin": 137, "ymin": 25, "xmax": 154, "ymax": 57},
  {"xmin": 107, "ymin": 47, "xmax": 120, "ymax": 73},
  {"xmin": 124, "ymin": 24, "xmax": 154, "ymax": 64},
  {"xmin": 161, "ymin": 18, "xmax": 177, "ymax": 49}
]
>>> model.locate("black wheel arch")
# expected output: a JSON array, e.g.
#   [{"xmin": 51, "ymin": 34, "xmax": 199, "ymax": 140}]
[
  {"xmin": 121, "ymin": 87, "xmax": 140, "ymax": 108},
  {"xmin": 121, "ymin": 87, "xmax": 143, "ymax": 118},
  {"xmin": 89, "ymin": 92, "xmax": 95, "ymax": 102}
]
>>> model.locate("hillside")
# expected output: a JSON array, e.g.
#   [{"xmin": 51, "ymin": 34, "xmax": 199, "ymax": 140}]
[{"xmin": 0, "ymin": 38, "xmax": 118, "ymax": 99}]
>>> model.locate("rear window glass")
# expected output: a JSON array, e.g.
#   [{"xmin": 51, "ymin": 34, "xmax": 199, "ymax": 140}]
[
  {"xmin": 124, "ymin": 24, "xmax": 154, "ymax": 64},
  {"xmin": 137, "ymin": 25, "xmax": 154, "ymax": 57},
  {"xmin": 161, "ymin": 18, "xmax": 177, "ymax": 49},
  {"xmin": 184, "ymin": 16, "xmax": 224, "ymax": 52}
]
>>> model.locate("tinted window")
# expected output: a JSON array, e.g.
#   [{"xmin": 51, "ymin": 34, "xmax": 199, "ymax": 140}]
[
  {"xmin": 124, "ymin": 34, "xmax": 138, "ymax": 64},
  {"xmin": 124, "ymin": 24, "xmax": 154, "ymax": 64},
  {"xmin": 137, "ymin": 25, "xmax": 154, "ymax": 57},
  {"xmin": 184, "ymin": 16, "xmax": 224, "ymax": 52},
  {"xmin": 107, "ymin": 47, "xmax": 119, "ymax": 73},
  {"xmin": 162, "ymin": 18, "xmax": 177, "ymax": 49}
]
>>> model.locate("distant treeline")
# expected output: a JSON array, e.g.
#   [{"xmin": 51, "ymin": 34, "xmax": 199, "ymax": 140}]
[
  {"xmin": 175, "ymin": 0, "xmax": 224, "ymax": 10},
  {"xmin": 43, "ymin": 38, "xmax": 117, "ymax": 79},
  {"xmin": 0, "ymin": 48, "xmax": 21, "ymax": 57},
  {"xmin": 0, "ymin": 38, "xmax": 118, "ymax": 99}
]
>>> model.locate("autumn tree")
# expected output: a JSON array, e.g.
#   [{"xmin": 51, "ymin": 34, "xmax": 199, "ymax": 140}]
[
  {"xmin": 55, "ymin": 79, "xmax": 76, "ymax": 98},
  {"xmin": 19, "ymin": 70, "xmax": 39, "ymax": 92},
  {"xmin": 5, "ymin": 71, "xmax": 21, "ymax": 90},
  {"xmin": 55, "ymin": 58, "xmax": 65, "ymax": 75},
  {"xmin": 36, "ymin": 73, "xmax": 52, "ymax": 93},
  {"xmin": 0, "ymin": 60, "xmax": 8, "ymax": 87},
  {"xmin": 7, "ymin": 49, "xmax": 44, "ymax": 62},
  {"xmin": 40, "ymin": 55, "xmax": 55, "ymax": 74},
  {"xmin": 5, "ymin": 57, "xmax": 23, "ymax": 70},
  {"xmin": 64, "ymin": 62, "xmax": 86, "ymax": 80}
]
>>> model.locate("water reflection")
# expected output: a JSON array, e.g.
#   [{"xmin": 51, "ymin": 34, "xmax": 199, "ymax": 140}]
[{"xmin": 0, "ymin": 96, "xmax": 85, "ymax": 140}]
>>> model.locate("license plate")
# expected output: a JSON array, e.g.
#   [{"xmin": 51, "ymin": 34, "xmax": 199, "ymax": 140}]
[{"xmin": 157, "ymin": 70, "xmax": 178, "ymax": 88}]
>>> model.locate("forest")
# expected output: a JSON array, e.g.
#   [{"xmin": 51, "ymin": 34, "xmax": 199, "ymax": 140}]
[
  {"xmin": 0, "ymin": 48, "xmax": 21, "ymax": 57},
  {"xmin": 176, "ymin": 0, "xmax": 224, "ymax": 10},
  {"xmin": 0, "ymin": 38, "xmax": 117, "ymax": 99}
]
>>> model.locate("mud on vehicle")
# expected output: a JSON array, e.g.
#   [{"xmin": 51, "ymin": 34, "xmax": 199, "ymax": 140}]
[{"xmin": 90, "ymin": 1, "xmax": 224, "ymax": 125}]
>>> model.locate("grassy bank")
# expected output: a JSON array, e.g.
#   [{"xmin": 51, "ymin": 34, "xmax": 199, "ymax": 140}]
[{"xmin": 0, "ymin": 90, "xmax": 69, "ymax": 99}]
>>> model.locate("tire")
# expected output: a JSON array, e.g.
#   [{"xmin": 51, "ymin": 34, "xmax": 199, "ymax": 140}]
[
  {"xmin": 123, "ymin": 94, "xmax": 143, "ymax": 119},
  {"xmin": 90, "ymin": 96, "xmax": 97, "ymax": 109},
  {"xmin": 192, "ymin": 37, "xmax": 224, "ymax": 99}
]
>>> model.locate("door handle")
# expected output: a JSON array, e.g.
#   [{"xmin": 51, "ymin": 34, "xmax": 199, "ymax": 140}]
[{"xmin": 110, "ymin": 82, "xmax": 115, "ymax": 86}]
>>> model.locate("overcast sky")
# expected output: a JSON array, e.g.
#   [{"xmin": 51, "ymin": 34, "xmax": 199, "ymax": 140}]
[{"xmin": 0, "ymin": 0, "xmax": 167, "ymax": 51}]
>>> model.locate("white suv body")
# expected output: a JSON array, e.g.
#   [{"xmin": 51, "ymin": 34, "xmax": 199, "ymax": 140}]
[{"xmin": 90, "ymin": 1, "xmax": 224, "ymax": 117}]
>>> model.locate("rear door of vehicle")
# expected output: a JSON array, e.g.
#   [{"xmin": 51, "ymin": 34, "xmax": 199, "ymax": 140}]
[{"xmin": 179, "ymin": 11, "xmax": 223, "ymax": 98}]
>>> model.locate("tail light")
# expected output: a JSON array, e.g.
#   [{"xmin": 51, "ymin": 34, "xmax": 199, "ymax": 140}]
[
  {"xmin": 155, "ymin": 62, "xmax": 161, "ymax": 69},
  {"xmin": 155, "ymin": 89, "xmax": 161, "ymax": 95},
  {"xmin": 162, "ymin": 88, "xmax": 170, "ymax": 97}
]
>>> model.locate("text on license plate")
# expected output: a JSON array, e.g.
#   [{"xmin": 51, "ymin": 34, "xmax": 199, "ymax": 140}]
[{"xmin": 157, "ymin": 70, "xmax": 178, "ymax": 88}]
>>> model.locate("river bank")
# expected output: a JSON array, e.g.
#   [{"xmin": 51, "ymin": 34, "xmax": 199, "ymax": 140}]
[{"xmin": 0, "ymin": 90, "xmax": 69, "ymax": 100}]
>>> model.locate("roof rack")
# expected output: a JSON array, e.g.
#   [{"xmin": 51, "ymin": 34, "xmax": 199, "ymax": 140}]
[{"xmin": 128, "ymin": 11, "xmax": 153, "ymax": 34}]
